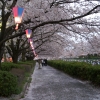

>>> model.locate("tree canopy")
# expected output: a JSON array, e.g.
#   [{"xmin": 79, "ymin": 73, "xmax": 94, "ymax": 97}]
[{"xmin": 0, "ymin": 0, "xmax": 100, "ymax": 64}]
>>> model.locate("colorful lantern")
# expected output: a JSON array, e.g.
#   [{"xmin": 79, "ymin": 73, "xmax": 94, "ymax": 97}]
[
  {"xmin": 30, "ymin": 41, "xmax": 33, "ymax": 45},
  {"xmin": 31, "ymin": 44, "xmax": 34, "ymax": 49},
  {"xmin": 33, "ymin": 50, "xmax": 37, "ymax": 57},
  {"xmin": 32, "ymin": 47, "xmax": 34, "ymax": 50},
  {"xmin": 29, "ymin": 39, "xmax": 33, "ymax": 45},
  {"xmin": 12, "ymin": 6, "xmax": 24, "ymax": 30},
  {"xmin": 25, "ymin": 29, "xmax": 32, "ymax": 38}
]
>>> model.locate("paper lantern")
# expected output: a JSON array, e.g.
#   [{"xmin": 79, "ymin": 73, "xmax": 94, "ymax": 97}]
[
  {"xmin": 12, "ymin": 6, "xmax": 24, "ymax": 29},
  {"xmin": 29, "ymin": 39, "xmax": 33, "ymax": 45},
  {"xmin": 25, "ymin": 29, "xmax": 32, "ymax": 38}
]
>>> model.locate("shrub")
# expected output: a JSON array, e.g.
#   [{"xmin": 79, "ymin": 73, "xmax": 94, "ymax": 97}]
[
  {"xmin": 1, "ymin": 62, "xmax": 22, "ymax": 71},
  {"xmin": 0, "ymin": 71, "xmax": 19, "ymax": 97},
  {"xmin": 48, "ymin": 60, "xmax": 100, "ymax": 86}
]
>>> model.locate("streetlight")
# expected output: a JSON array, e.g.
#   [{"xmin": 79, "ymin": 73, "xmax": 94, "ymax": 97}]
[{"xmin": 12, "ymin": 6, "xmax": 24, "ymax": 30}]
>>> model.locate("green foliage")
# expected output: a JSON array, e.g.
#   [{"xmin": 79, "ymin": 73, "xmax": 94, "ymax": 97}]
[
  {"xmin": 0, "ymin": 71, "xmax": 19, "ymax": 97},
  {"xmin": 48, "ymin": 60, "xmax": 100, "ymax": 86},
  {"xmin": 16, "ymin": 61, "xmax": 35, "ymax": 94},
  {"xmin": 1, "ymin": 62, "xmax": 22, "ymax": 71},
  {"xmin": 18, "ymin": 60, "xmax": 35, "ymax": 65},
  {"xmin": 0, "ymin": 61, "xmax": 35, "ymax": 97}
]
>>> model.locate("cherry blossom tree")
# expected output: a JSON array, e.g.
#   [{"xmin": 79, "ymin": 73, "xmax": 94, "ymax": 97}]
[{"xmin": 0, "ymin": 0, "xmax": 100, "ymax": 67}]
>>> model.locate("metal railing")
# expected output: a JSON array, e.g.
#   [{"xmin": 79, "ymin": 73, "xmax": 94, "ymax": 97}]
[{"xmin": 63, "ymin": 58, "xmax": 100, "ymax": 65}]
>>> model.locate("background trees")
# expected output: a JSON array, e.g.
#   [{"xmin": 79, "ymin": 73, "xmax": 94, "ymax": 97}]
[{"xmin": 5, "ymin": 36, "xmax": 30, "ymax": 63}]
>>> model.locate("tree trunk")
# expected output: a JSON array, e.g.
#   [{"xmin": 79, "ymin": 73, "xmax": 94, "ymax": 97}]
[
  {"xmin": 22, "ymin": 51, "xmax": 26, "ymax": 62},
  {"xmin": 0, "ymin": 44, "xmax": 5, "ymax": 69},
  {"xmin": 4, "ymin": 49, "xmax": 7, "ymax": 62},
  {"xmin": 12, "ymin": 55, "xmax": 18, "ymax": 63}
]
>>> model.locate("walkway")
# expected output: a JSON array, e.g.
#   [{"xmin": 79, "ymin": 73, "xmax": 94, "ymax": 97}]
[{"xmin": 20, "ymin": 63, "xmax": 100, "ymax": 100}]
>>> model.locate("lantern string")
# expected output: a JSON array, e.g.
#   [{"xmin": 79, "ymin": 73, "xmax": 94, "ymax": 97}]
[
  {"xmin": 15, "ymin": 23, "xmax": 19, "ymax": 30},
  {"xmin": 28, "ymin": 39, "xmax": 37, "ymax": 57}
]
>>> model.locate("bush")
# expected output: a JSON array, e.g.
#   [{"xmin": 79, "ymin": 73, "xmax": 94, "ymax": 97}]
[
  {"xmin": 1, "ymin": 62, "xmax": 22, "ymax": 71},
  {"xmin": 0, "ymin": 71, "xmax": 19, "ymax": 97},
  {"xmin": 0, "ymin": 61, "xmax": 35, "ymax": 97},
  {"xmin": 48, "ymin": 60, "xmax": 100, "ymax": 86}
]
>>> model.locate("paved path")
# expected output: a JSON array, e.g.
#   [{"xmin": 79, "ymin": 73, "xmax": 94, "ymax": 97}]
[{"xmin": 20, "ymin": 63, "xmax": 100, "ymax": 100}]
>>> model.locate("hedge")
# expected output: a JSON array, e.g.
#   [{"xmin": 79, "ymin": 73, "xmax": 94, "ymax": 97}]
[
  {"xmin": 0, "ymin": 61, "xmax": 35, "ymax": 97},
  {"xmin": 48, "ymin": 60, "xmax": 100, "ymax": 86},
  {"xmin": 0, "ymin": 71, "xmax": 18, "ymax": 97},
  {"xmin": 1, "ymin": 62, "xmax": 22, "ymax": 71}
]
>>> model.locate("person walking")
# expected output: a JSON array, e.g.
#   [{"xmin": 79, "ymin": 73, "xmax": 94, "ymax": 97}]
[
  {"xmin": 37, "ymin": 59, "xmax": 42, "ymax": 69},
  {"xmin": 44, "ymin": 59, "xmax": 47, "ymax": 66},
  {"xmin": 42, "ymin": 59, "xmax": 45, "ymax": 67}
]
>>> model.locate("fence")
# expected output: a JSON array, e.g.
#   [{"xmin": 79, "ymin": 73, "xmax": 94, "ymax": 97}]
[{"xmin": 63, "ymin": 58, "xmax": 100, "ymax": 65}]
